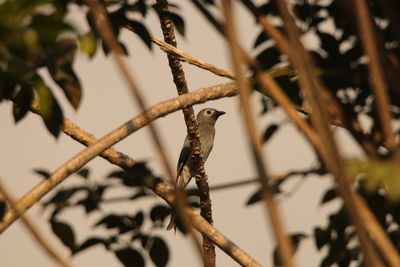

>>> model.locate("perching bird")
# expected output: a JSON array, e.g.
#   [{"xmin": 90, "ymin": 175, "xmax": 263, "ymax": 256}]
[{"xmin": 167, "ymin": 108, "xmax": 225, "ymax": 231}]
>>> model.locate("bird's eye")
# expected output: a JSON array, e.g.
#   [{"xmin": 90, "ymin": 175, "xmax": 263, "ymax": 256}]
[{"xmin": 206, "ymin": 110, "xmax": 212, "ymax": 115}]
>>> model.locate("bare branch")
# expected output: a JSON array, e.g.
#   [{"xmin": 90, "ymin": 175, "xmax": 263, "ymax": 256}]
[
  {"xmin": 221, "ymin": 1, "xmax": 295, "ymax": 267},
  {"xmin": 276, "ymin": 1, "xmax": 383, "ymax": 266},
  {"xmin": 0, "ymin": 180, "xmax": 73, "ymax": 267},
  {"xmin": 1, "ymin": 83, "xmax": 263, "ymax": 266},
  {"xmin": 84, "ymin": 0, "xmax": 175, "ymax": 182},
  {"xmin": 351, "ymin": 0, "xmax": 396, "ymax": 150}
]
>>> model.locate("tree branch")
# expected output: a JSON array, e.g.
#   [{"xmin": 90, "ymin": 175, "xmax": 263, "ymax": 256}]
[
  {"xmin": 155, "ymin": 0, "xmax": 215, "ymax": 265},
  {"xmin": 276, "ymin": 1, "xmax": 383, "ymax": 266},
  {"xmin": 84, "ymin": 0, "xmax": 176, "ymax": 182},
  {"xmin": 221, "ymin": 1, "xmax": 295, "ymax": 267},
  {"xmin": 351, "ymin": 0, "xmax": 396, "ymax": 150},
  {"xmin": 0, "ymin": 180, "xmax": 73, "ymax": 267}
]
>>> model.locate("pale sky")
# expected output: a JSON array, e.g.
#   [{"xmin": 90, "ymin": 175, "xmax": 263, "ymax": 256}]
[{"xmin": 0, "ymin": 1, "xmax": 363, "ymax": 266}]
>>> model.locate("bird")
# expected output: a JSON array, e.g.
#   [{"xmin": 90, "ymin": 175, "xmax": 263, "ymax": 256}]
[{"xmin": 167, "ymin": 108, "xmax": 225, "ymax": 231}]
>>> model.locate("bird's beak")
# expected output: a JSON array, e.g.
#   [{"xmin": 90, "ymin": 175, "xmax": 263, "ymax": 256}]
[{"xmin": 216, "ymin": 110, "xmax": 226, "ymax": 117}]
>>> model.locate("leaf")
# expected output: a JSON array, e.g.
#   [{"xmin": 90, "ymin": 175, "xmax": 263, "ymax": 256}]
[
  {"xmin": 246, "ymin": 189, "xmax": 261, "ymax": 206},
  {"xmin": 34, "ymin": 75, "xmax": 64, "ymax": 137},
  {"xmin": 74, "ymin": 237, "xmax": 109, "ymax": 254},
  {"xmin": 42, "ymin": 186, "xmax": 87, "ymax": 208},
  {"xmin": 150, "ymin": 205, "xmax": 171, "ymax": 223},
  {"xmin": 115, "ymin": 248, "xmax": 145, "ymax": 267},
  {"xmin": 95, "ymin": 214, "xmax": 136, "ymax": 233},
  {"xmin": 77, "ymin": 187, "xmax": 105, "ymax": 214},
  {"xmin": 33, "ymin": 168, "xmax": 50, "ymax": 179},
  {"xmin": 51, "ymin": 220, "xmax": 76, "ymax": 252},
  {"xmin": 47, "ymin": 38, "xmax": 82, "ymax": 109},
  {"xmin": 253, "ymin": 31, "xmax": 269, "ymax": 48},
  {"xmin": 129, "ymin": 189, "xmax": 148, "ymax": 200},
  {"xmin": 314, "ymin": 227, "xmax": 330, "ymax": 250},
  {"xmin": 76, "ymin": 168, "xmax": 90, "ymax": 179},
  {"xmin": 12, "ymin": 84, "xmax": 34, "ymax": 122},
  {"xmin": 149, "ymin": 237, "xmax": 169, "ymax": 267},
  {"xmin": 131, "ymin": 211, "xmax": 144, "ymax": 228},
  {"xmin": 255, "ymin": 46, "xmax": 281, "ymax": 69},
  {"xmin": 79, "ymin": 32, "xmax": 97, "ymax": 58},
  {"xmin": 0, "ymin": 201, "xmax": 6, "ymax": 221},
  {"xmin": 168, "ymin": 12, "xmax": 185, "ymax": 36},
  {"xmin": 126, "ymin": 20, "xmax": 152, "ymax": 49},
  {"xmin": 262, "ymin": 124, "xmax": 279, "ymax": 144},
  {"xmin": 320, "ymin": 188, "xmax": 337, "ymax": 205}
]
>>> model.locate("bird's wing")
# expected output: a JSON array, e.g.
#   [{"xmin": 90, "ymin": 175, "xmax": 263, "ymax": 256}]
[{"xmin": 176, "ymin": 135, "xmax": 191, "ymax": 185}]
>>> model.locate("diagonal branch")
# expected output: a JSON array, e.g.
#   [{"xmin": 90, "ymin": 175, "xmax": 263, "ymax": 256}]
[
  {"xmin": 351, "ymin": 0, "xmax": 396, "ymax": 150},
  {"xmin": 0, "ymin": 82, "xmax": 237, "ymax": 235},
  {"xmin": 221, "ymin": 1, "xmax": 295, "ymax": 267},
  {"xmin": 276, "ymin": 1, "xmax": 383, "ymax": 266},
  {"xmin": 2, "ymin": 84, "xmax": 262, "ymax": 266},
  {"xmin": 0, "ymin": 180, "xmax": 73, "ymax": 267},
  {"xmin": 84, "ymin": 0, "xmax": 175, "ymax": 182}
]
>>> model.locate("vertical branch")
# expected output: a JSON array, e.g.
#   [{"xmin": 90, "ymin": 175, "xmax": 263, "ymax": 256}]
[
  {"xmin": 155, "ymin": 0, "xmax": 215, "ymax": 265},
  {"xmin": 84, "ymin": 0, "xmax": 205, "ymax": 261},
  {"xmin": 83, "ymin": 0, "xmax": 175, "ymax": 181},
  {"xmin": 221, "ymin": 1, "xmax": 296, "ymax": 267},
  {"xmin": 276, "ymin": 1, "xmax": 384, "ymax": 266},
  {"xmin": 351, "ymin": 0, "xmax": 396, "ymax": 150},
  {"xmin": 0, "ymin": 180, "xmax": 73, "ymax": 267}
]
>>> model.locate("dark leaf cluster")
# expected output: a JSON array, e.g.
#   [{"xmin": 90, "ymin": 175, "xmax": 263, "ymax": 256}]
[
  {"xmin": 1, "ymin": 0, "xmax": 185, "ymax": 138},
  {"xmin": 41, "ymin": 163, "xmax": 171, "ymax": 267},
  {"xmin": 316, "ymin": 182, "xmax": 400, "ymax": 266}
]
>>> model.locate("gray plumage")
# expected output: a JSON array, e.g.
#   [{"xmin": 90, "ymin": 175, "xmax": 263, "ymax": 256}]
[{"xmin": 167, "ymin": 108, "xmax": 225, "ymax": 231}]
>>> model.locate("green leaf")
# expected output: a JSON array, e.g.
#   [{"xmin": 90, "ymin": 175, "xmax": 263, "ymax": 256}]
[
  {"xmin": 115, "ymin": 248, "xmax": 145, "ymax": 267},
  {"xmin": 50, "ymin": 219, "xmax": 76, "ymax": 252},
  {"xmin": 149, "ymin": 237, "xmax": 169, "ymax": 267},
  {"xmin": 79, "ymin": 32, "xmax": 97, "ymax": 58},
  {"xmin": 34, "ymin": 76, "xmax": 63, "ymax": 137}
]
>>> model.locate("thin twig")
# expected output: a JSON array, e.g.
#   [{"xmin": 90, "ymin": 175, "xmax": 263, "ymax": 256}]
[
  {"xmin": 351, "ymin": 0, "xmax": 396, "ymax": 150},
  {"xmin": 0, "ymin": 180, "xmax": 73, "ymax": 267},
  {"xmin": 276, "ymin": 1, "xmax": 383, "ymax": 266},
  {"xmin": 155, "ymin": 0, "xmax": 214, "ymax": 264},
  {"xmin": 221, "ymin": 1, "xmax": 295, "ymax": 267},
  {"xmin": 150, "ymin": 35, "xmax": 236, "ymax": 79}
]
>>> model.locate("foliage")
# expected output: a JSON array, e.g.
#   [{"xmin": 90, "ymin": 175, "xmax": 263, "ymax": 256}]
[
  {"xmin": 3, "ymin": 0, "xmax": 400, "ymax": 266},
  {"xmin": 0, "ymin": 0, "xmax": 184, "ymax": 137},
  {"xmin": 41, "ymin": 164, "xmax": 171, "ymax": 267}
]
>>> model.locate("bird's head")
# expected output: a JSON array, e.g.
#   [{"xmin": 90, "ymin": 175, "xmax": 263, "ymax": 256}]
[{"xmin": 197, "ymin": 108, "xmax": 226, "ymax": 126}]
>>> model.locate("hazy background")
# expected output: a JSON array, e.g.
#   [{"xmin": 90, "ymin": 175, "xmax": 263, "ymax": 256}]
[{"xmin": 0, "ymin": 1, "xmax": 362, "ymax": 266}]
